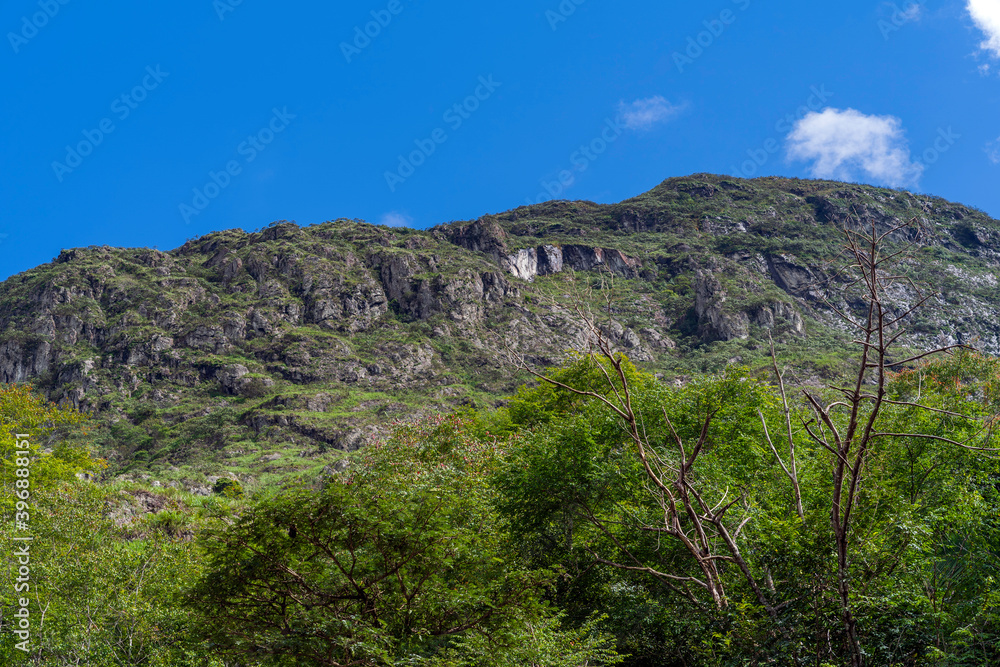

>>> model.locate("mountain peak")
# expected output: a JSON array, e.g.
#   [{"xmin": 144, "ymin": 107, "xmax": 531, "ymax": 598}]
[{"xmin": 2, "ymin": 176, "xmax": 998, "ymax": 479}]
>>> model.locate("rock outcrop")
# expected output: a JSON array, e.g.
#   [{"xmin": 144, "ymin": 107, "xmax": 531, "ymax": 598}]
[
  {"xmin": 3, "ymin": 174, "xmax": 1000, "ymax": 475},
  {"xmin": 504, "ymin": 244, "xmax": 640, "ymax": 281}
]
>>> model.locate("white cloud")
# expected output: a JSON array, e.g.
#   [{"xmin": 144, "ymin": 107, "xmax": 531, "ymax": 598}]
[
  {"xmin": 986, "ymin": 137, "xmax": 1000, "ymax": 164},
  {"xmin": 378, "ymin": 212, "xmax": 413, "ymax": 228},
  {"xmin": 618, "ymin": 96, "xmax": 684, "ymax": 131},
  {"xmin": 786, "ymin": 108, "xmax": 923, "ymax": 187},
  {"xmin": 968, "ymin": 0, "xmax": 1000, "ymax": 58}
]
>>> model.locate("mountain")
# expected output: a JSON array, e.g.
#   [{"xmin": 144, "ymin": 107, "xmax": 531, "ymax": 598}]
[{"xmin": 2, "ymin": 173, "xmax": 998, "ymax": 487}]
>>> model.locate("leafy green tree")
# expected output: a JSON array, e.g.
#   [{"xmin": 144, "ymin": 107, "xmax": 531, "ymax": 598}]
[
  {"xmin": 0, "ymin": 383, "xmax": 95, "ymax": 504},
  {"xmin": 212, "ymin": 477, "xmax": 244, "ymax": 499},
  {"xmin": 496, "ymin": 353, "xmax": 807, "ymax": 664},
  {"xmin": 495, "ymin": 348, "xmax": 1000, "ymax": 665},
  {"xmin": 1, "ymin": 384, "xmax": 206, "ymax": 666},
  {"xmin": 6, "ymin": 484, "xmax": 205, "ymax": 665},
  {"xmin": 187, "ymin": 415, "xmax": 620, "ymax": 666},
  {"xmin": 496, "ymin": 217, "xmax": 1000, "ymax": 666},
  {"xmin": 837, "ymin": 352, "xmax": 1000, "ymax": 665}
]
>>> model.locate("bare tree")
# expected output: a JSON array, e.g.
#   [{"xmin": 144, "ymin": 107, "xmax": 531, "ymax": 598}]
[
  {"xmin": 799, "ymin": 216, "xmax": 998, "ymax": 666},
  {"xmin": 503, "ymin": 279, "xmax": 778, "ymax": 618},
  {"xmin": 503, "ymin": 216, "xmax": 999, "ymax": 666},
  {"xmin": 760, "ymin": 333, "xmax": 805, "ymax": 520}
]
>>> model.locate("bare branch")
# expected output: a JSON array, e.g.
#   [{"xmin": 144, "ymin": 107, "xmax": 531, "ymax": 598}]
[
  {"xmin": 882, "ymin": 345, "xmax": 968, "ymax": 368},
  {"xmin": 869, "ymin": 431, "xmax": 1000, "ymax": 453}
]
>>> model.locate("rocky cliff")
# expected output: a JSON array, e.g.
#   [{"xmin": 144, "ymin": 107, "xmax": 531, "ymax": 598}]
[{"xmin": 2, "ymin": 174, "xmax": 998, "ymax": 485}]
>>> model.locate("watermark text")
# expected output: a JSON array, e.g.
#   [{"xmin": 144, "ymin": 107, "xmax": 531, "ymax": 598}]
[
  {"xmin": 546, "ymin": 0, "xmax": 587, "ymax": 31},
  {"xmin": 731, "ymin": 84, "xmax": 834, "ymax": 178},
  {"xmin": 385, "ymin": 75, "xmax": 501, "ymax": 192},
  {"xmin": 179, "ymin": 107, "xmax": 296, "ymax": 223},
  {"xmin": 673, "ymin": 0, "xmax": 751, "ymax": 73},
  {"xmin": 341, "ymin": 0, "xmax": 412, "ymax": 63},
  {"xmin": 10, "ymin": 433, "xmax": 33, "ymax": 652},
  {"xmin": 7, "ymin": 0, "xmax": 72, "ymax": 54},
  {"xmin": 52, "ymin": 66, "xmax": 170, "ymax": 183}
]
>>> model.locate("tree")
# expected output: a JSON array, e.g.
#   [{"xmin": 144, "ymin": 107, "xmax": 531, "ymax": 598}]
[
  {"xmin": 1, "ymin": 385, "xmax": 204, "ymax": 666},
  {"xmin": 796, "ymin": 217, "xmax": 997, "ymax": 665},
  {"xmin": 0, "ymin": 382, "xmax": 95, "ymax": 506},
  {"xmin": 187, "ymin": 416, "xmax": 620, "ymax": 667},
  {"xmin": 498, "ymin": 217, "xmax": 1000, "ymax": 665},
  {"xmin": 497, "ymin": 353, "xmax": 805, "ymax": 662}
]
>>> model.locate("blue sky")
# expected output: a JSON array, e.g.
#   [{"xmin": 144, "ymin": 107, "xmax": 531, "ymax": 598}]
[{"xmin": 2, "ymin": 0, "xmax": 999, "ymax": 280}]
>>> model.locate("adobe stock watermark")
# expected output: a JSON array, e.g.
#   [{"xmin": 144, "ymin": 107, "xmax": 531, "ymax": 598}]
[
  {"xmin": 546, "ymin": 0, "xmax": 586, "ymax": 31},
  {"xmin": 7, "ymin": 0, "xmax": 71, "ymax": 54},
  {"xmin": 0, "ymin": 233, "xmax": 8, "ymax": 246},
  {"xmin": 10, "ymin": 432, "xmax": 33, "ymax": 653},
  {"xmin": 879, "ymin": 2, "xmax": 922, "ymax": 40},
  {"xmin": 341, "ymin": 0, "xmax": 412, "ymax": 63},
  {"xmin": 731, "ymin": 84, "xmax": 834, "ymax": 178},
  {"xmin": 525, "ymin": 117, "xmax": 625, "ymax": 205},
  {"xmin": 214, "ymin": 0, "xmax": 244, "ymax": 21},
  {"xmin": 52, "ymin": 65, "xmax": 170, "ymax": 183},
  {"xmin": 913, "ymin": 127, "xmax": 960, "ymax": 172},
  {"xmin": 673, "ymin": 0, "xmax": 751, "ymax": 73},
  {"xmin": 179, "ymin": 107, "xmax": 296, "ymax": 224},
  {"xmin": 384, "ymin": 75, "xmax": 502, "ymax": 192}
]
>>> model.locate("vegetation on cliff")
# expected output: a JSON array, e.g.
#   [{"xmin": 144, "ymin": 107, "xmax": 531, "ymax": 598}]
[
  {"xmin": 2, "ymin": 175, "xmax": 1000, "ymax": 664},
  {"xmin": 2, "ymin": 349, "xmax": 999, "ymax": 664},
  {"xmin": 2, "ymin": 175, "xmax": 1000, "ymax": 491}
]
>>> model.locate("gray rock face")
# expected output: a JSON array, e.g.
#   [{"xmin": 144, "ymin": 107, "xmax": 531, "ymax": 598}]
[
  {"xmin": 0, "ymin": 340, "xmax": 52, "ymax": 383},
  {"xmin": 508, "ymin": 248, "xmax": 539, "ymax": 281},
  {"xmin": 695, "ymin": 271, "xmax": 749, "ymax": 341},
  {"xmin": 184, "ymin": 325, "xmax": 231, "ymax": 353},
  {"xmin": 767, "ymin": 254, "xmax": 824, "ymax": 300},
  {"xmin": 216, "ymin": 364, "xmax": 249, "ymax": 394},
  {"xmin": 750, "ymin": 302, "xmax": 805, "ymax": 335},
  {"xmin": 505, "ymin": 244, "xmax": 639, "ymax": 281},
  {"xmin": 3, "ymin": 175, "xmax": 1000, "ymax": 465},
  {"xmin": 439, "ymin": 216, "xmax": 509, "ymax": 263},
  {"xmin": 602, "ymin": 320, "xmax": 654, "ymax": 362},
  {"xmin": 562, "ymin": 246, "xmax": 641, "ymax": 278},
  {"xmin": 305, "ymin": 277, "xmax": 388, "ymax": 333},
  {"xmin": 376, "ymin": 250, "xmax": 517, "ymax": 324},
  {"xmin": 506, "ymin": 245, "xmax": 565, "ymax": 281},
  {"xmin": 537, "ymin": 245, "xmax": 564, "ymax": 274},
  {"xmin": 693, "ymin": 270, "xmax": 804, "ymax": 342}
]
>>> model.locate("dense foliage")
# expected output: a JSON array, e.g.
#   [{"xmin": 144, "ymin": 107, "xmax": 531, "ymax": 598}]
[
  {"xmin": 187, "ymin": 416, "xmax": 620, "ymax": 666},
  {"xmin": 493, "ymin": 353, "xmax": 1000, "ymax": 665},
  {"xmin": 2, "ymin": 346, "xmax": 1000, "ymax": 665}
]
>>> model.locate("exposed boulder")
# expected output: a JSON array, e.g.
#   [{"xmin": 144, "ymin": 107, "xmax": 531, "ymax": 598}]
[
  {"xmin": 305, "ymin": 277, "xmax": 388, "ymax": 333},
  {"xmin": 766, "ymin": 254, "xmax": 825, "ymax": 300},
  {"xmin": 0, "ymin": 339, "xmax": 52, "ymax": 383},
  {"xmin": 562, "ymin": 246, "xmax": 641, "ymax": 278},
  {"xmin": 695, "ymin": 272, "xmax": 749, "ymax": 341},
  {"xmin": 749, "ymin": 302, "xmax": 806, "ymax": 335},
  {"xmin": 439, "ymin": 216, "xmax": 509, "ymax": 263}
]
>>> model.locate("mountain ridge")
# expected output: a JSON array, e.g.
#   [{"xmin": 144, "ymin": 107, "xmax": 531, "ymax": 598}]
[{"xmin": 2, "ymin": 173, "xmax": 998, "ymax": 486}]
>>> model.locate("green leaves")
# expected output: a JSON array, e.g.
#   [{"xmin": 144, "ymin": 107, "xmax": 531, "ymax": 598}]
[
  {"xmin": 0, "ymin": 482, "xmax": 203, "ymax": 666},
  {"xmin": 187, "ymin": 414, "xmax": 620, "ymax": 666},
  {"xmin": 492, "ymin": 353, "xmax": 1000, "ymax": 664},
  {"xmin": 3, "ymin": 352, "xmax": 999, "ymax": 665}
]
